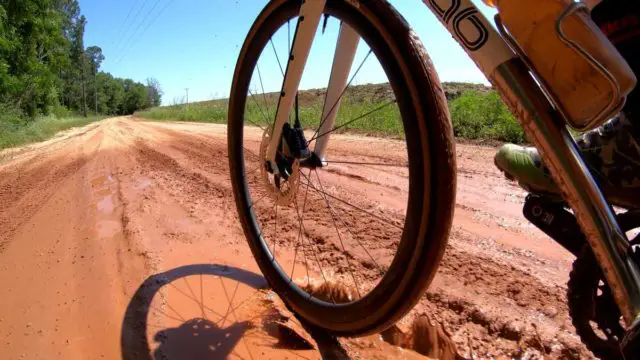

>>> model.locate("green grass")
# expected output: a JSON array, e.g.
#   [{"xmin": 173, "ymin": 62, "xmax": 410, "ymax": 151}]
[
  {"xmin": 136, "ymin": 83, "xmax": 525, "ymax": 144},
  {"xmin": 0, "ymin": 112, "xmax": 105, "ymax": 150},
  {"xmin": 449, "ymin": 90, "xmax": 525, "ymax": 144}
]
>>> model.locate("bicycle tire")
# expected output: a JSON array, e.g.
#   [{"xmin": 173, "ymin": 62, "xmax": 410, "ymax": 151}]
[{"xmin": 228, "ymin": 0, "xmax": 456, "ymax": 336}]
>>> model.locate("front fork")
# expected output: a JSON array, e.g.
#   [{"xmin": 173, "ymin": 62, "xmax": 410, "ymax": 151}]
[{"xmin": 266, "ymin": 0, "xmax": 359, "ymax": 168}]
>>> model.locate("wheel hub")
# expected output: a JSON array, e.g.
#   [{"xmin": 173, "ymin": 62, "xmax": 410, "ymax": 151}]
[{"xmin": 259, "ymin": 127, "xmax": 299, "ymax": 206}]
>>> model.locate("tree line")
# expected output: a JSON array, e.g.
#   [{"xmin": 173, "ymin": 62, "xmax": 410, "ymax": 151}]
[{"xmin": 0, "ymin": 0, "xmax": 162, "ymax": 120}]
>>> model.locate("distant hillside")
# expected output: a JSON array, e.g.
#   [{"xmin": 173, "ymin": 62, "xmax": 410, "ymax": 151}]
[
  {"xmin": 136, "ymin": 81, "xmax": 525, "ymax": 144},
  {"xmin": 179, "ymin": 82, "xmax": 492, "ymax": 109}
]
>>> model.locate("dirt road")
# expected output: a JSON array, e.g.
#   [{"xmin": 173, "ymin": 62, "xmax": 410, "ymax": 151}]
[{"xmin": 0, "ymin": 117, "xmax": 591, "ymax": 359}]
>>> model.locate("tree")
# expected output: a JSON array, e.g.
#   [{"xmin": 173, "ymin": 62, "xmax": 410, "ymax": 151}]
[
  {"xmin": 0, "ymin": 0, "xmax": 71, "ymax": 116},
  {"xmin": 146, "ymin": 77, "xmax": 163, "ymax": 107},
  {"xmin": 67, "ymin": 14, "xmax": 87, "ymax": 116},
  {"xmin": 86, "ymin": 46, "xmax": 104, "ymax": 114},
  {"xmin": 0, "ymin": 0, "xmax": 161, "ymax": 120}
]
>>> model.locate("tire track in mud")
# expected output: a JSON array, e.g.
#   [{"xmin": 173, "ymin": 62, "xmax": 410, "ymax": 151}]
[
  {"xmin": 0, "ymin": 157, "xmax": 90, "ymax": 253},
  {"xmin": 133, "ymin": 140, "xmax": 231, "ymax": 201},
  {"xmin": 0, "ymin": 128, "xmax": 104, "ymax": 253}
]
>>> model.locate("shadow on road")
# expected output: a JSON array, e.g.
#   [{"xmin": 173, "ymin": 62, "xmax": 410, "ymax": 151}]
[{"xmin": 120, "ymin": 263, "xmax": 348, "ymax": 360}]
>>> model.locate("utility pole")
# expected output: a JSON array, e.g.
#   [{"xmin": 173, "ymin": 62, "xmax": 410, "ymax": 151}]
[
  {"xmin": 185, "ymin": 88, "xmax": 189, "ymax": 104},
  {"xmin": 94, "ymin": 67, "xmax": 98, "ymax": 115},
  {"xmin": 81, "ymin": 65, "xmax": 87, "ymax": 118}
]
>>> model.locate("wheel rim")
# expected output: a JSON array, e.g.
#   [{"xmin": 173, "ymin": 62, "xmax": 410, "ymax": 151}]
[{"xmin": 229, "ymin": 0, "xmax": 433, "ymax": 330}]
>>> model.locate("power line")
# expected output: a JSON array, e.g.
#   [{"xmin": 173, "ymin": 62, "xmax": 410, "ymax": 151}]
[
  {"xmin": 113, "ymin": 0, "xmax": 151, "ymax": 56},
  {"xmin": 113, "ymin": 0, "xmax": 164, "ymax": 63},
  {"xmin": 112, "ymin": 0, "xmax": 140, "ymax": 46},
  {"xmin": 113, "ymin": 0, "xmax": 178, "ymax": 65}
]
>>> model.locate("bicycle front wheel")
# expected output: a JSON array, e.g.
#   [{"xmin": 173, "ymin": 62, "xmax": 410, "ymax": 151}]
[{"xmin": 228, "ymin": 0, "xmax": 456, "ymax": 336}]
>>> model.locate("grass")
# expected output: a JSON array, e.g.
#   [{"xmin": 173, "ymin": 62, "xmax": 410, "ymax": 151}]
[
  {"xmin": 136, "ymin": 82, "xmax": 526, "ymax": 144},
  {"xmin": 0, "ymin": 112, "xmax": 104, "ymax": 150}
]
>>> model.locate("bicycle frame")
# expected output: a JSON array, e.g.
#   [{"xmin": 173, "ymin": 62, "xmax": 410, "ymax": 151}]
[{"xmin": 265, "ymin": 0, "xmax": 640, "ymax": 329}]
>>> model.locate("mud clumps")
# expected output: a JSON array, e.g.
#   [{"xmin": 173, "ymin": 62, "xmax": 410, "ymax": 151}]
[
  {"xmin": 303, "ymin": 280, "xmax": 355, "ymax": 304},
  {"xmin": 260, "ymin": 296, "xmax": 316, "ymax": 351},
  {"xmin": 303, "ymin": 281, "xmax": 465, "ymax": 358},
  {"xmin": 381, "ymin": 314, "xmax": 464, "ymax": 360}
]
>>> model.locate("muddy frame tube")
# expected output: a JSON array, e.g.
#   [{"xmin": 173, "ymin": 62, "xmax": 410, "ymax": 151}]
[
  {"xmin": 313, "ymin": 22, "xmax": 360, "ymax": 161},
  {"xmin": 421, "ymin": 0, "xmax": 640, "ymax": 328}
]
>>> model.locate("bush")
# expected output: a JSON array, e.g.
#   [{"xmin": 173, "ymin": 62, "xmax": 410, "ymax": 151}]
[
  {"xmin": 449, "ymin": 90, "xmax": 525, "ymax": 143},
  {"xmin": 48, "ymin": 103, "xmax": 73, "ymax": 118},
  {"xmin": 0, "ymin": 103, "xmax": 26, "ymax": 134}
]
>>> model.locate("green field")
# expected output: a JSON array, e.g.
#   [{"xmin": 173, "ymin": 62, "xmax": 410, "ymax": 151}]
[
  {"xmin": 0, "ymin": 110, "xmax": 104, "ymax": 150},
  {"xmin": 136, "ymin": 82, "xmax": 526, "ymax": 144}
]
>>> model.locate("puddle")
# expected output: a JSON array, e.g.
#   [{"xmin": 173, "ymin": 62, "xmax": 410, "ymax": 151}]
[
  {"xmin": 97, "ymin": 196, "xmax": 115, "ymax": 214},
  {"xmin": 128, "ymin": 267, "xmax": 324, "ymax": 360},
  {"xmin": 91, "ymin": 175, "xmax": 106, "ymax": 187},
  {"xmin": 91, "ymin": 174, "xmax": 115, "ymax": 188}
]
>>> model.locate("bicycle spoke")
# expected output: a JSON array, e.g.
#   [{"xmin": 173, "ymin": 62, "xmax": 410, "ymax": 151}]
[
  {"xmin": 293, "ymin": 173, "xmax": 336, "ymax": 303},
  {"xmin": 291, "ymin": 173, "xmax": 311, "ymax": 281},
  {"xmin": 219, "ymin": 278, "xmax": 255, "ymax": 360},
  {"xmin": 166, "ymin": 281, "xmax": 225, "ymax": 320},
  {"xmin": 247, "ymin": 88, "xmax": 269, "ymax": 129},
  {"xmin": 256, "ymin": 64, "xmax": 275, "ymax": 126},
  {"xmin": 249, "ymin": 191, "xmax": 271, "ymax": 209},
  {"xmin": 299, "ymin": 171, "xmax": 403, "ymax": 230},
  {"xmin": 322, "ymin": 160, "xmax": 408, "ymax": 167},
  {"xmin": 246, "ymin": 164, "xmax": 262, "ymax": 175},
  {"xmin": 311, "ymin": 49, "xmax": 373, "ymax": 141},
  {"xmin": 157, "ymin": 289, "xmax": 189, "ymax": 322},
  {"xmin": 309, "ymin": 176, "xmax": 386, "ymax": 277},
  {"xmin": 243, "ymin": 146, "xmax": 261, "ymax": 160},
  {"xmin": 150, "ymin": 303, "xmax": 185, "ymax": 324},
  {"xmin": 270, "ymin": 38, "xmax": 285, "ymax": 78},
  {"xmin": 199, "ymin": 274, "xmax": 205, "ymax": 319},
  {"xmin": 313, "ymin": 169, "xmax": 362, "ymax": 299},
  {"xmin": 183, "ymin": 277, "xmax": 204, "ymax": 318},
  {"xmin": 289, "ymin": 179, "xmax": 304, "ymax": 281},
  {"xmin": 218, "ymin": 277, "xmax": 240, "ymax": 327},
  {"xmin": 309, "ymin": 99, "xmax": 397, "ymax": 143}
]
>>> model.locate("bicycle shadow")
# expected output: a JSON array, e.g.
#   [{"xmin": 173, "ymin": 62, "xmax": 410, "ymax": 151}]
[{"xmin": 120, "ymin": 263, "xmax": 348, "ymax": 360}]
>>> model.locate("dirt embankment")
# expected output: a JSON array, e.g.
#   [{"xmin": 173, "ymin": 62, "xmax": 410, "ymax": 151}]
[{"xmin": 0, "ymin": 117, "xmax": 589, "ymax": 359}]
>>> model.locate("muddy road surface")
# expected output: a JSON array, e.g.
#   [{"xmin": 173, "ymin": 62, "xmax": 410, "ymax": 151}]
[{"xmin": 0, "ymin": 117, "xmax": 591, "ymax": 359}]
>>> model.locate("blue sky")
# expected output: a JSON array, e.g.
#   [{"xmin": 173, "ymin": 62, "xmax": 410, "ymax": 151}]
[{"xmin": 80, "ymin": 0, "xmax": 495, "ymax": 105}]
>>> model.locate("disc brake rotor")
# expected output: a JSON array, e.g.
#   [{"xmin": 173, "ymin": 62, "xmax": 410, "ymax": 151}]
[{"xmin": 259, "ymin": 127, "xmax": 299, "ymax": 206}]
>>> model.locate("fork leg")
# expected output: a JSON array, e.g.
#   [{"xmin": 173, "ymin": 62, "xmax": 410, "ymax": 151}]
[
  {"xmin": 266, "ymin": 0, "xmax": 326, "ymax": 170},
  {"xmin": 313, "ymin": 22, "xmax": 360, "ymax": 161}
]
